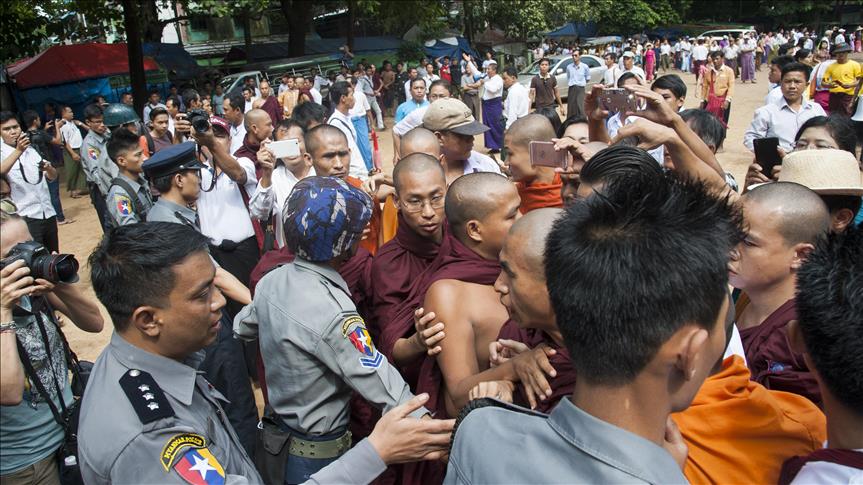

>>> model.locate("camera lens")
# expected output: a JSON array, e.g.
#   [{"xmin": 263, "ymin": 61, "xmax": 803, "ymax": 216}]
[
  {"xmin": 33, "ymin": 254, "xmax": 79, "ymax": 284},
  {"xmin": 192, "ymin": 117, "xmax": 210, "ymax": 133}
]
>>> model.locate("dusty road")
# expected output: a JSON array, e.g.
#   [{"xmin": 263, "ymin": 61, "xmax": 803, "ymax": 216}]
[{"xmin": 57, "ymin": 67, "xmax": 767, "ymax": 361}]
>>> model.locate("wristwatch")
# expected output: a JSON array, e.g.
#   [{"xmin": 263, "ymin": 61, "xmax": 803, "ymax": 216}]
[{"xmin": 0, "ymin": 321, "xmax": 17, "ymax": 333}]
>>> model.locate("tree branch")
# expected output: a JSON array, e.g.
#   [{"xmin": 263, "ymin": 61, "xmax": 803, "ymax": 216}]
[{"xmin": 157, "ymin": 14, "xmax": 192, "ymax": 27}]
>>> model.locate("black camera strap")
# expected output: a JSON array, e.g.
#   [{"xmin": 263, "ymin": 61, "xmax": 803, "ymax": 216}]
[
  {"xmin": 15, "ymin": 312, "xmax": 70, "ymax": 428},
  {"xmin": 18, "ymin": 154, "xmax": 45, "ymax": 185}
]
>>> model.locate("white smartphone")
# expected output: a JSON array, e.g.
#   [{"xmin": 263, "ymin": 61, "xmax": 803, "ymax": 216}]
[{"xmin": 269, "ymin": 139, "xmax": 301, "ymax": 159}]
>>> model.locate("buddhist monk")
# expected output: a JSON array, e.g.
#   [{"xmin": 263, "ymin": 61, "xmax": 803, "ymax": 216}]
[
  {"xmin": 780, "ymin": 226, "xmax": 863, "ymax": 484},
  {"xmin": 399, "ymin": 127, "xmax": 441, "ymax": 159},
  {"xmin": 674, "ymin": 302, "xmax": 826, "ymax": 485},
  {"xmin": 398, "ymin": 172, "xmax": 519, "ymax": 485},
  {"xmin": 730, "ymin": 182, "xmax": 831, "ymax": 406},
  {"xmin": 469, "ymin": 208, "xmax": 576, "ymax": 412},
  {"xmin": 369, "ymin": 153, "xmax": 447, "ymax": 340},
  {"xmin": 503, "ymin": 115, "xmax": 563, "ymax": 213}
]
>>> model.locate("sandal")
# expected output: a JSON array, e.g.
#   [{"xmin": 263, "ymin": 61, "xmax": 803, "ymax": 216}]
[{"xmin": 58, "ymin": 218, "xmax": 76, "ymax": 225}]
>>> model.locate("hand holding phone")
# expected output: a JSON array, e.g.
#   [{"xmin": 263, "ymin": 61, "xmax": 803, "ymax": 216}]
[
  {"xmin": 269, "ymin": 139, "xmax": 301, "ymax": 159},
  {"xmin": 529, "ymin": 141, "xmax": 569, "ymax": 169},
  {"xmin": 599, "ymin": 88, "xmax": 639, "ymax": 114},
  {"xmin": 753, "ymin": 137, "xmax": 781, "ymax": 177}
]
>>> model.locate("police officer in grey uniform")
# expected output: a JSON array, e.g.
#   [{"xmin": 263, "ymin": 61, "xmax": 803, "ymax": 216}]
[
  {"xmin": 104, "ymin": 128, "xmax": 153, "ymax": 227},
  {"xmin": 80, "ymin": 104, "xmax": 117, "ymax": 231},
  {"xmin": 235, "ymin": 177, "xmax": 429, "ymax": 484},
  {"xmin": 143, "ymin": 142, "xmax": 206, "ymax": 229},
  {"xmin": 80, "ymin": 222, "xmax": 452, "ymax": 485}
]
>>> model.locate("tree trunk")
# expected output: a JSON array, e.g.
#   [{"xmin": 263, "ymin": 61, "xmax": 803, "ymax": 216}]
[
  {"xmin": 347, "ymin": 0, "xmax": 356, "ymax": 51},
  {"xmin": 282, "ymin": 0, "xmax": 314, "ymax": 57},
  {"xmin": 243, "ymin": 10, "xmax": 253, "ymax": 62},
  {"xmin": 121, "ymin": 0, "xmax": 147, "ymax": 118},
  {"xmin": 464, "ymin": 0, "xmax": 473, "ymax": 44},
  {"xmin": 139, "ymin": 0, "xmax": 163, "ymax": 43}
]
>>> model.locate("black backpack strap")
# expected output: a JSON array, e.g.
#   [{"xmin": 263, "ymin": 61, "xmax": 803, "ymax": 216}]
[
  {"xmin": 119, "ymin": 369, "xmax": 175, "ymax": 424},
  {"xmin": 142, "ymin": 128, "xmax": 156, "ymax": 155},
  {"xmin": 110, "ymin": 177, "xmax": 147, "ymax": 218}
]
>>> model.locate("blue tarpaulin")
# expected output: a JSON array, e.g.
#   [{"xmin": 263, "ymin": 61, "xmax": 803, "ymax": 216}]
[
  {"xmin": 545, "ymin": 22, "xmax": 597, "ymax": 39},
  {"xmin": 143, "ymin": 42, "xmax": 199, "ymax": 80},
  {"xmin": 422, "ymin": 37, "xmax": 478, "ymax": 63}
]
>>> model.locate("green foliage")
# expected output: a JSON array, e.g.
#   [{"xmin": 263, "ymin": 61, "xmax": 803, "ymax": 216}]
[
  {"xmin": 358, "ymin": 0, "xmax": 449, "ymax": 40},
  {"xmin": 481, "ymin": 0, "xmax": 598, "ymax": 40},
  {"xmin": 591, "ymin": 0, "xmax": 692, "ymax": 34},
  {"xmin": 396, "ymin": 40, "xmax": 425, "ymax": 65}
]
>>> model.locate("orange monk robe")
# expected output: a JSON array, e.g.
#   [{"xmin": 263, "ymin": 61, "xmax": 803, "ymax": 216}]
[
  {"xmin": 380, "ymin": 195, "xmax": 399, "ymax": 245},
  {"xmin": 673, "ymin": 356, "xmax": 826, "ymax": 485},
  {"xmin": 346, "ymin": 176, "xmax": 383, "ymax": 255},
  {"xmin": 515, "ymin": 172, "xmax": 563, "ymax": 214}
]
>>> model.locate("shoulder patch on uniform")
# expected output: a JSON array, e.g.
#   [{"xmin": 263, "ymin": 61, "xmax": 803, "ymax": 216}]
[
  {"xmin": 119, "ymin": 369, "xmax": 175, "ymax": 424},
  {"xmin": 161, "ymin": 433, "xmax": 206, "ymax": 471},
  {"xmin": 342, "ymin": 316, "xmax": 382, "ymax": 368},
  {"xmin": 115, "ymin": 194, "xmax": 132, "ymax": 215},
  {"xmin": 87, "ymin": 146, "xmax": 100, "ymax": 161},
  {"xmin": 173, "ymin": 447, "xmax": 226, "ymax": 485}
]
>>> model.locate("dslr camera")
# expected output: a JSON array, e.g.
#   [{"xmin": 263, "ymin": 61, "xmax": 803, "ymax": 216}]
[
  {"xmin": 0, "ymin": 241, "xmax": 79, "ymax": 284},
  {"xmin": 187, "ymin": 108, "xmax": 210, "ymax": 134}
]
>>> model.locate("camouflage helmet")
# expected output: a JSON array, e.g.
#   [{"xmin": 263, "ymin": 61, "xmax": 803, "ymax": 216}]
[{"xmin": 103, "ymin": 103, "xmax": 139, "ymax": 127}]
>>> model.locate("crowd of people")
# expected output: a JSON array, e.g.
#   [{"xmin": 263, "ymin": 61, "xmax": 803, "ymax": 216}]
[{"xmin": 1, "ymin": 20, "xmax": 863, "ymax": 485}]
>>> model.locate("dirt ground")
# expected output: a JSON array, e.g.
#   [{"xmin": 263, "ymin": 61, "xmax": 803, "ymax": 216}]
[{"xmin": 59, "ymin": 67, "xmax": 767, "ymax": 362}]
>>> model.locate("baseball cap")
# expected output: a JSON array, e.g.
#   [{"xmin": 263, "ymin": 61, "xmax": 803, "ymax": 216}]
[
  {"xmin": 622, "ymin": 51, "xmax": 635, "ymax": 58},
  {"xmin": 422, "ymin": 98, "xmax": 489, "ymax": 136},
  {"xmin": 209, "ymin": 116, "xmax": 230, "ymax": 134}
]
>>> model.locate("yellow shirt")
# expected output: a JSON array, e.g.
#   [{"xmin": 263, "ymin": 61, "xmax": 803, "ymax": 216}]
[
  {"xmin": 701, "ymin": 65, "xmax": 735, "ymax": 99},
  {"xmin": 822, "ymin": 60, "xmax": 862, "ymax": 95}
]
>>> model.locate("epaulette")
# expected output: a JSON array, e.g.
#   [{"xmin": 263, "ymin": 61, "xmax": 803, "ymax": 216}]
[
  {"xmin": 119, "ymin": 369, "xmax": 175, "ymax": 424},
  {"xmin": 451, "ymin": 398, "xmax": 548, "ymax": 451}
]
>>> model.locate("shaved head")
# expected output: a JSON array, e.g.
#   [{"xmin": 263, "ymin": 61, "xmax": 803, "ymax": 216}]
[
  {"xmin": 393, "ymin": 153, "xmax": 445, "ymax": 194},
  {"xmin": 400, "ymin": 127, "xmax": 440, "ymax": 158},
  {"xmin": 744, "ymin": 182, "xmax": 830, "ymax": 245},
  {"xmin": 304, "ymin": 124, "xmax": 347, "ymax": 157},
  {"xmin": 244, "ymin": 108, "xmax": 269, "ymax": 131},
  {"xmin": 506, "ymin": 114, "xmax": 556, "ymax": 148},
  {"xmin": 445, "ymin": 173, "xmax": 520, "ymax": 252},
  {"xmin": 507, "ymin": 208, "xmax": 563, "ymax": 272}
]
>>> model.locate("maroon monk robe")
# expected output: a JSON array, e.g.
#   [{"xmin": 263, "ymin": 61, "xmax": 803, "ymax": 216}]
[
  {"xmin": 259, "ymin": 95, "xmax": 283, "ymax": 126},
  {"xmin": 368, "ymin": 214, "xmax": 444, "ymax": 341},
  {"xmin": 401, "ymin": 233, "xmax": 501, "ymax": 485},
  {"xmin": 779, "ymin": 449, "xmax": 863, "ymax": 485},
  {"xmin": 738, "ymin": 296, "xmax": 822, "ymax": 407},
  {"xmin": 495, "ymin": 319, "xmax": 575, "ymax": 414}
]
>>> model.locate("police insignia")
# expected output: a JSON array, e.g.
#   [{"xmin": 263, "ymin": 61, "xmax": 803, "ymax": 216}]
[
  {"xmin": 87, "ymin": 147, "xmax": 99, "ymax": 161},
  {"xmin": 173, "ymin": 447, "xmax": 226, "ymax": 485},
  {"xmin": 115, "ymin": 195, "xmax": 132, "ymax": 215},
  {"xmin": 161, "ymin": 433, "xmax": 206, "ymax": 470},
  {"xmin": 342, "ymin": 316, "xmax": 382, "ymax": 368}
]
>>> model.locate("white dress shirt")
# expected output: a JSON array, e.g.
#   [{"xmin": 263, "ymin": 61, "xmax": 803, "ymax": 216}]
[
  {"xmin": 1, "ymin": 143, "xmax": 56, "ymax": 219},
  {"xmin": 198, "ymin": 156, "xmax": 258, "ymax": 245},
  {"xmin": 248, "ymin": 165, "xmax": 316, "ymax": 248},
  {"xmin": 603, "ymin": 65, "xmax": 622, "ymax": 86},
  {"xmin": 328, "ymin": 109, "xmax": 368, "ymax": 180},
  {"xmin": 230, "ymin": 120, "xmax": 247, "ymax": 156},
  {"xmin": 482, "ymin": 74, "xmax": 504, "ymax": 101},
  {"xmin": 789, "ymin": 449, "xmax": 863, "ymax": 485},
  {"xmin": 349, "ymin": 89, "xmax": 371, "ymax": 118},
  {"xmin": 59, "ymin": 122, "xmax": 83, "ymax": 149},
  {"xmin": 310, "ymin": 88, "xmax": 323, "ymax": 105},
  {"xmin": 744, "ymin": 98, "xmax": 826, "ymax": 151},
  {"xmin": 503, "ymin": 82, "xmax": 530, "ymax": 129},
  {"xmin": 392, "ymin": 105, "xmax": 429, "ymax": 137},
  {"xmin": 692, "ymin": 44, "xmax": 709, "ymax": 61},
  {"xmin": 464, "ymin": 151, "xmax": 502, "ymax": 175}
]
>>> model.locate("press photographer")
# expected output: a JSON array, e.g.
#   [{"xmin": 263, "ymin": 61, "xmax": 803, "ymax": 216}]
[
  {"xmin": 0, "ymin": 203, "xmax": 103, "ymax": 484},
  {"xmin": 0, "ymin": 111, "xmax": 61, "ymax": 253}
]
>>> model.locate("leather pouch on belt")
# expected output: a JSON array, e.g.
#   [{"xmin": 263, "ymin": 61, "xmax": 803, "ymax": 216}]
[{"xmin": 255, "ymin": 406, "xmax": 290, "ymax": 485}]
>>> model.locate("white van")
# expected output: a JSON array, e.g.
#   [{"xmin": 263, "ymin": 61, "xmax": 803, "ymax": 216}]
[{"xmin": 697, "ymin": 28, "xmax": 757, "ymax": 41}]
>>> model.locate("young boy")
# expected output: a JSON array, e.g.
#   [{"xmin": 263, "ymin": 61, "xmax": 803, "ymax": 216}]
[
  {"xmin": 105, "ymin": 129, "xmax": 153, "ymax": 227},
  {"xmin": 780, "ymin": 226, "xmax": 863, "ymax": 484},
  {"xmin": 502, "ymin": 114, "xmax": 563, "ymax": 213}
]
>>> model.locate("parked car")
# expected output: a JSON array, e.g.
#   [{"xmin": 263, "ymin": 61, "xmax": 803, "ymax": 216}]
[
  {"xmin": 517, "ymin": 54, "xmax": 605, "ymax": 100},
  {"xmin": 697, "ymin": 28, "xmax": 757, "ymax": 41},
  {"xmin": 219, "ymin": 70, "xmax": 267, "ymax": 96}
]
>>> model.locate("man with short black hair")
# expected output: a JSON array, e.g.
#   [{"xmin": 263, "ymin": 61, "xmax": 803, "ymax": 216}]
[
  {"xmin": 651, "ymin": 74, "xmax": 687, "ymax": 112},
  {"xmin": 766, "ymin": 55, "xmax": 795, "ymax": 106},
  {"xmin": 329, "ymin": 81, "xmax": 369, "ymax": 180},
  {"xmin": 148, "ymin": 107, "xmax": 174, "ymax": 153},
  {"xmin": 530, "ymin": 58, "xmax": 562, "ymax": 113},
  {"xmin": 105, "ymin": 129, "xmax": 153, "ymax": 227},
  {"xmin": 701, "ymin": 51, "xmax": 735, "ymax": 124},
  {"xmin": 745, "ymin": 63, "xmax": 825, "ymax": 152},
  {"xmin": 222, "ymin": 93, "xmax": 247, "ymax": 155},
  {"xmin": 446, "ymin": 171, "xmax": 745, "ymax": 484},
  {"xmin": 80, "ymin": 104, "xmax": 115, "ymax": 231},
  {"xmin": 480, "ymin": 62, "xmax": 504, "ymax": 153},
  {"xmin": 142, "ymin": 89, "xmax": 166, "ymax": 123},
  {"xmin": 292, "ymin": 101, "xmax": 327, "ymax": 132},
  {"xmin": 503, "ymin": 66, "xmax": 530, "ymax": 130},
  {"xmin": 0, "ymin": 111, "xmax": 59, "ymax": 251}
]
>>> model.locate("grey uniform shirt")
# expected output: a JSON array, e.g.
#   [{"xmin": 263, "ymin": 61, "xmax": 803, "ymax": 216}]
[
  {"xmin": 445, "ymin": 399, "xmax": 687, "ymax": 484},
  {"xmin": 106, "ymin": 173, "xmax": 154, "ymax": 227},
  {"xmin": 78, "ymin": 333, "xmax": 263, "ymax": 485},
  {"xmin": 234, "ymin": 258, "xmax": 427, "ymax": 435},
  {"xmin": 147, "ymin": 198, "xmax": 200, "ymax": 230},
  {"xmin": 80, "ymin": 130, "xmax": 118, "ymax": 194}
]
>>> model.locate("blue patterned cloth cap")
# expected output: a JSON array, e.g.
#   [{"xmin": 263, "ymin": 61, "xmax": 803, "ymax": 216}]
[{"xmin": 283, "ymin": 176, "xmax": 372, "ymax": 261}]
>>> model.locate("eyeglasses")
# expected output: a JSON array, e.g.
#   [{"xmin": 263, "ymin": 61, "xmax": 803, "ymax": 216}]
[
  {"xmin": 1, "ymin": 198, "xmax": 17, "ymax": 215},
  {"xmin": 400, "ymin": 195, "xmax": 445, "ymax": 213}
]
